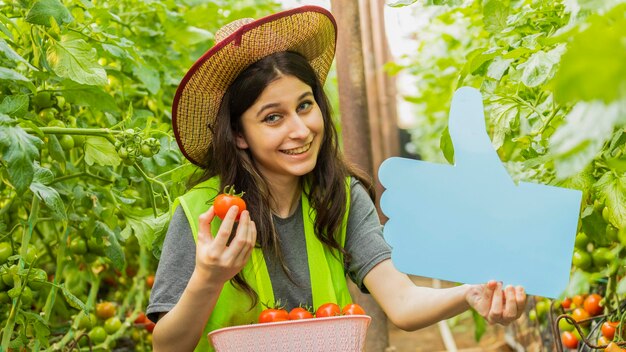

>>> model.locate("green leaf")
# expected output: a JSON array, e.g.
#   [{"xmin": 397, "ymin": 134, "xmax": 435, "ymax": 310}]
[
  {"xmin": 483, "ymin": 0, "xmax": 509, "ymax": 33},
  {"xmin": 0, "ymin": 67, "xmax": 29, "ymax": 82},
  {"xmin": 617, "ymin": 275, "xmax": 626, "ymax": 296},
  {"xmin": 47, "ymin": 135, "xmax": 66, "ymax": 165},
  {"xmin": 486, "ymin": 57, "xmax": 512, "ymax": 81},
  {"xmin": 46, "ymin": 34, "xmax": 107, "ymax": 86},
  {"xmin": 85, "ymin": 137, "xmax": 121, "ymax": 166},
  {"xmin": 62, "ymin": 84, "xmax": 118, "ymax": 112},
  {"xmin": 549, "ymin": 101, "xmax": 620, "ymax": 179},
  {"xmin": 518, "ymin": 45, "xmax": 565, "ymax": 88},
  {"xmin": 440, "ymin": 126, "xmax": 454, "ymax": 164},
  {"xmin": 132, "ymin": 64, "xmax": 160, "ymax": 95},
  {"xmin": 60, "ymin": 284, "xmax": 87, "ymax": 312},
  {"xmin": 0, "ymin": 121, "xmax": 43, "ymax": 193},
  {"xmin": 471, "ymin": 308, "xmax": 487, "ymax": 341},
  {"xmin": 594, "ymin": 171, "xmax": 626, "ymax": 229},
  {"xmin": 386, "ymin": 0, "xmax": 418, "ymax": 7},
  {"xmin": 552, "ymin": 5, "xmax": 626, "ymax": 103},
  {"xmin": 21, "ymin": 310, "xmax": 51, "ymax": 347},
  {"xmin": 30, "ymin": 182, "xmax": 66, "ymax": 220},
  {"xmin": 0, "ymin": 94, "xmax": 29, "ymax": 118},
  {"xmin": 33, "ymin": 164, "xmax": 54, "ymax": 185},
  {"xmin": 121, "ymin": 209, "xmax": 169, "ymax": 251},
  {"xmin": 563, "ymin": 270, "xmax": 591, "ymax": 298},
  {"xmin": 95, "ymin": 221, "xmax": 126, "ymax": 270},
  {"xmin": 0, "ymin": 38, "xmax": 37, "ymax": 70},
  {"xmin": 26, "ymin": 0, "xmax": 73, "ymax": 27},
  {"xmin": 487, "ymin": 101, "xmax": 518, "ymax": 149}
]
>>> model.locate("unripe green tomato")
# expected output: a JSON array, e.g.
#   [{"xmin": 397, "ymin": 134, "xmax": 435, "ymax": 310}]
[
  {"xmin": 592, "ymin": 247, "xmax": 614, "ymax": 267},
  {"xmin": 606, "ymin": 224, "xmax": 618, "ymax": 242},
  {"xmin": 33, "ymin": 92, "xmax": 54, "ymax": 109},
  {"xmin": 104, "ymin": 316, "xmax": 122, "ymax": 334},
  {"xmin": 59, "ymin": 135, "xmax": 75, "ymax": 151},
  {"xmin": 574, "ymin": 232, "xmax": 589, "ymax": 250},
  {"xmin": 558, "ymin": 318, "xmax": 575, "ymax": 332},
  {"xmin": 88, "ymin": 326, "xmax": 107, "ymax": 344},
  {"xmin": 27, "ymin": 268, "xmax": 48, "ymax": 290},
  {"xmin": 20, "ymin": 286, "xmax": 33, "ymax": 306},
  {"xmin": 0, "ymin": 242, "xmax": 12, "ymax": 263},
  {"xmin": 87, "ymin": 237, "xmax": 105, "ymax": 256},
  {"xmin": 528, "ymin": 309, "xmax": 537, "ymax": 321},
  {"xmin": 69, "ymin": 238, "xmax": 88, "ymax": 255},
  {"xmin": 535, "ymin": 300, "xmax": 549, "ymax": 319},
  {"xmin": 77, "ymin": 312, "xmax": 97, "ymax": 330},
  {"xmin": 25, "ymin": 244, "xmax": 37, "ymax": 263},
  {"xmin": 47, "ymin": 118, "xmax": 65, "ymax": 127},
  {"xmin": 602, "ymin": 206, "xmax": 611, "ymax": 223},
  {"xmin": 140, "ymin": 144, "xmax": 153, "ymax": 157},
  {"xmin": 572, "ymin": 250, "xmax": 592, "ymax": 270},
  {"xmin": 2, "ymin": 265, "xmax": 18, "ymax": 286},
  {"xmin": 38, "ymin": 108, "xmax": 58, "ymax": 123},
  {"xmin": 118, "ymin": 147, "xmax": 128, "ymax": 159},
  {"xmin": 0, "ymin": 291, "xmax": 9, "ymax": 304}
]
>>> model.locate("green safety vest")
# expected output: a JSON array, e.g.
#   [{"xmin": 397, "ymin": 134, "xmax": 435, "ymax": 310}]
[{"xmin": 172, "ymin": 176, "xmax": 353, "ymax": 351}]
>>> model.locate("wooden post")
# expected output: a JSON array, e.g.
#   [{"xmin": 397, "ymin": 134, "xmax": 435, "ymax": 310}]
[{"xmin": 330, "ymin": 0, "xmax": 400, "ymax": 351}]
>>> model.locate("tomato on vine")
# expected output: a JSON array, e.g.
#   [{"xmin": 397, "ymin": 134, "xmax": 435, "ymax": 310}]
[
  {"xmin": 214, "ymin": 185, "xmax": 246, "ymax": 221},
  {"xmin": 88, "ymin": 326, "xmax": 107, "ymax": 344},
  {"xmin": 95, "ymin": 302, "xmax": 116, "ymax": 320},
  {"xmin": 601, "ymin": 321, "xmax": 620, "ymax": 340},
  {"xmin": 583, "ymin": 293, "xmax": 603, "ymax": 316}
]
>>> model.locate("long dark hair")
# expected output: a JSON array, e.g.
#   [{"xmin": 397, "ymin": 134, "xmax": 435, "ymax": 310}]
[{"xmin": 192, "ymin": 51, "xmax": 374, "ymax": 306}]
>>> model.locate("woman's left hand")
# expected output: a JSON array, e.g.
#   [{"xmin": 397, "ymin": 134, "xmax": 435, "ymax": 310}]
[{"xmin": 465, "ymin": 281, "xmax": 526, "ymax": 325}]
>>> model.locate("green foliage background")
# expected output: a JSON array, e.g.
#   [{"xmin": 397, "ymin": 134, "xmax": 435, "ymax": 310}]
[
  {"xmin": 0, "ymin": 0, "xmax": 282, "ymax": 350},
  {"xmin": 389, "ymin": 0, "xmax": 626, "ymax": 341}
]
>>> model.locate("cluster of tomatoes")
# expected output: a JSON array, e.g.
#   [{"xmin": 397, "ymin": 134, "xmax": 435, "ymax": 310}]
[
  {"xmin": 74, "ymin": 302, "xmax": 156, "ymax": 347},
  {"xmin": 557, "ymin": 293, "xmax": 625, "ymax": 351},
  {"xmin": 258, "ymin": 303, "xmax": 366, "ymax": 323}
]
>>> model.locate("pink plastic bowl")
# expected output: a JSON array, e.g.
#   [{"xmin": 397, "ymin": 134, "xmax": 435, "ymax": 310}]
[{"xmin": 208, "ymin": 315, "xmax": 371, "ymax": 352}]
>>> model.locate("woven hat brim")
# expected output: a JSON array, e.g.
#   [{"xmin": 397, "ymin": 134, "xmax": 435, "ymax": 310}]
[{"xmin": 172, "ymin": 6, "xmax": 337, "ymax": 166}]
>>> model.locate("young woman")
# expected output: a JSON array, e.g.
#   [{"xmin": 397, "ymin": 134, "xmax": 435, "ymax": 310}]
[{"xmin": 147, "ymin": 6, "xmax": 526, "ymax": 351}]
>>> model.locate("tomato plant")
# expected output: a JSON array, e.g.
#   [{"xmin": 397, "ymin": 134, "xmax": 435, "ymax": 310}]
[
  {"xmin": 214, "ymin": 185, "xmax": 247, "ymax": 221},
  {"xmin": 315, "ymin": 303, "xmax": 341, "ymax": 318},
  {"xmin": 0, "ymin": 0, "xmax": 282, "ymax": 350}
]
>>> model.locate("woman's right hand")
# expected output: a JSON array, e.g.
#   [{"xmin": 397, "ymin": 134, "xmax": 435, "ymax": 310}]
[{"xmin": 195, "ymin": 205, "xmax": 257, "ymax": 286}]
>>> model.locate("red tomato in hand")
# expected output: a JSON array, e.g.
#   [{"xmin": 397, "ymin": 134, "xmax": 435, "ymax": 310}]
[
  {"xmin": 342, "ymin": 303, "xmax": 366, "ymax": 315},
  {"xmin": 601, "ymin": 321, "xmax": 620, "ymax": 340},
  {"xmin": 583, "ymin": 293, "xmax": 603, "ymax": 316},
  {"xmin": 316, "ymin": 303, "xmax": 341, "ymax": 317},
  {"xmin": 561, "ymin": 331, "xmax": 579, "ymax": 349},
  {"xmin": 214, "ymin": 185, "xmax": 246, "ymax": 221},
  {"xmin": 259, "ymin": 308, "xmax": 289, "ymax": 323},
  {"xmin": 289, "ymin": 307, "xmax": 313, "ymax": 320}
]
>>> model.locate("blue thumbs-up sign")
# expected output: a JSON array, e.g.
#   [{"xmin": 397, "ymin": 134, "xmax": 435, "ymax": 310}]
[{"xmin": 379, "ymin": 87, "xmax": 582, "ymax": 298}]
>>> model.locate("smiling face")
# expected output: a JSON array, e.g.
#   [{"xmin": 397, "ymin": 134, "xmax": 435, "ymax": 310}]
[{"xmin": 235, "ymin": 74, "xmax": 324, "ymax": 183}]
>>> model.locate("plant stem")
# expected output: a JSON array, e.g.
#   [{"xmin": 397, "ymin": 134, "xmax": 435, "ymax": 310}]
[{"xmin": 1, "ymin": 198, "xmax": 39, "ymax": 350}]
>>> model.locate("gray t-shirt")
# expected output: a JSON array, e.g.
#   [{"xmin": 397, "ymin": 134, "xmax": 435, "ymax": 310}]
[{"xmin": 147, "ymin": 179, "xmax": 391, "ymax": 323}]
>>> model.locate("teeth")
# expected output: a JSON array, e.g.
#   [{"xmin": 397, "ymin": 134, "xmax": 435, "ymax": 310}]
[{"xmin": 282, "ymin": 143, "xmax": 311, "ymax": 155}]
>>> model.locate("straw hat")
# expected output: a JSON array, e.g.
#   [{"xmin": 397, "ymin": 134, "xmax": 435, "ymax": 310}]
[{"xmin": 172, "ymin": 6, "xmax": 337, "ymax": 166}]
